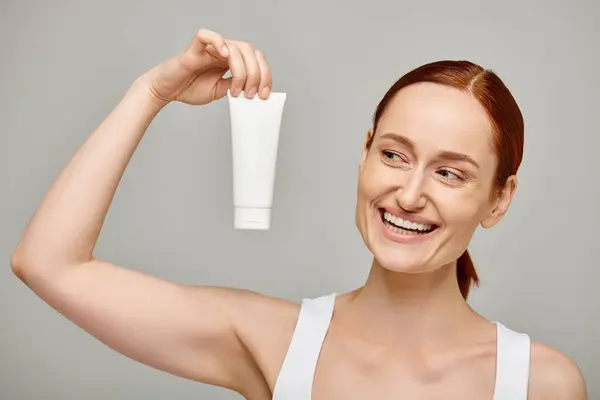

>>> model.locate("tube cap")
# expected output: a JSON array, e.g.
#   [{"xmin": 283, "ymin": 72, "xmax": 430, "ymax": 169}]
[{"xmin": 234, "ymin": 207, "xmax": 271, "ymax": 230}]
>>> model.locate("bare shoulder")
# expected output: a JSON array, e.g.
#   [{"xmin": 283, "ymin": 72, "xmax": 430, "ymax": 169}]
[
  {"xmin": 528, "ymin": 341, "xmax": 588, "ymax": 400},
  {"xmin": 222, "ymin": 287, "xmax": 301, "ymax": 334},
  {"xmin": 212, "ymin": 286, "xmax": 301, "ymax": 348},
  {"xmin": 224, "ymin": 287, "xmax": 302, "ymax": 390}
]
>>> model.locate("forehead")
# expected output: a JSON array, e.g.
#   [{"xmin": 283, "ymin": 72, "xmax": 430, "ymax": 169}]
[{"xmin": 376, "ymin": 82, "xmax": 495, "ymax": 160}]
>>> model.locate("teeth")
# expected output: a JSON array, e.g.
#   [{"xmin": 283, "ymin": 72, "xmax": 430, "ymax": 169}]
[
  {"xmin": 383, "ymin": 211, "xmax": 434, "ymax": 231},
  {"xmin": 384, "ymin": 220, "xmax": 419, "ymax": 235}
]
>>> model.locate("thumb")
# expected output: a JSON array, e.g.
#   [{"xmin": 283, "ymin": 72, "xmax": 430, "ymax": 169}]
[{"xmin": 213, "ymin": 77, "xmax": 233, "ymax": 100}]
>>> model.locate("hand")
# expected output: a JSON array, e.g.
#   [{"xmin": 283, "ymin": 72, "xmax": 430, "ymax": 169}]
[{"xmin": 143, "ymin": 28, "xmax": 272, "ymax": 107}]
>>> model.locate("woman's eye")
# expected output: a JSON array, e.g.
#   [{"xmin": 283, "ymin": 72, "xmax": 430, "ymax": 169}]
[
  {"xmin": 437, "ymin": 169, "xmax": 463, "ymax": 181},
  {"xmin": 382, "ymin": 151, "xmax": 404, "ymax": 162}
]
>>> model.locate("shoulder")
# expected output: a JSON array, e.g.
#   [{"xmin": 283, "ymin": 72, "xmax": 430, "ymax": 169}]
[
  {"xmin": 223, "ymin": 288, "xmax": 303, "ymax": 387},
  {"xmin": 528, "ymin": 340, "xmax": 588, "ymax": 400},
  {"xmin": 219, "ymin": 287, "xmax": 302, "ymax": 339}
]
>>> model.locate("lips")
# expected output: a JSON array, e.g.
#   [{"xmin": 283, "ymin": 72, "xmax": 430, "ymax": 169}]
[
  {"xmin": 377, "ymin": 208, "xmax": 440, "ymax": 243},
  {"xmin": 378, "ymin": 208, "xmax": 440, "ymax": 231}
]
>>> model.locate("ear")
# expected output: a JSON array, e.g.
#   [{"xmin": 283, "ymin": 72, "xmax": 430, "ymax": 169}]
[
  {"xmin": 481, "ymin": 175, "xmax": 517, "ymax": 229},
  {"xmin": 359, "ymin": 129, "xmax": 374, "ymax": 171}
]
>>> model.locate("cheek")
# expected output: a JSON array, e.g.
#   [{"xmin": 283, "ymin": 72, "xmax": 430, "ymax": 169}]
[
  {"xmin": 436, "ymin": 188, "xmax": 489, "ymax": 229},
  {"xmin": 356, "ymin": 174, "xmax": 375, "ymax": 219},
  {"xmin": 358, "ymin": 160, "xmax": 380, "ymax": 199},
  {"xmin": 356, "ymin": 160, "xmax": 388, "ymax": 220}
]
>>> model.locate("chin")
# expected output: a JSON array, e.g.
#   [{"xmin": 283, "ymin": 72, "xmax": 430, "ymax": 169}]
[
  {"xmin": 371, "ymin": 246, "xmax": 439, "ymax": 274},
  {"xmin": 362, "ymin": 209, "xmax": 445, "ymax": 274}
]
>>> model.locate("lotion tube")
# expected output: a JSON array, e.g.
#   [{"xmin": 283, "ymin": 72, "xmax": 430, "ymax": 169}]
[{"xmin": 227, "ymin": 90, "xmax": 287, "ymax": 230}]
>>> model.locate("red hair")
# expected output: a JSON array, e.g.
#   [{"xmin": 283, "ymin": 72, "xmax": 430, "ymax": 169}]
[{"xmin": 369, "ymin": 60, "xmax": 524, "ymax": 299}]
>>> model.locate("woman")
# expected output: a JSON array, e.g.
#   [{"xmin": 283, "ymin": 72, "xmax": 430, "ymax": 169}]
[{"xmin": 11, "ymin": 28, "xmax": 587, "ymax": 399}]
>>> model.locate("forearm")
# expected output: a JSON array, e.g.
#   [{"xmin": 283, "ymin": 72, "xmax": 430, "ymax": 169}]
[{"xmin": 12, "ymin": 76, "xmax": 164, "ymax": 273}]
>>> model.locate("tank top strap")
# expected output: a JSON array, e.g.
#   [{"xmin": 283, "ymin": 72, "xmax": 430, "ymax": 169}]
[
  {"xmin": 272, "ymin": 293, "xmax": 336, "ymax": 400},
  {"xmin": 493, "ymin": 321, "xmax": 531, "ymax": 400}
]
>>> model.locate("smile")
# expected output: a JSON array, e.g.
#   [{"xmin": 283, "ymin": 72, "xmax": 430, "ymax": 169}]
[{"xmin": 379, "ymin": 209, "xmax": 439, "ymax": 239}]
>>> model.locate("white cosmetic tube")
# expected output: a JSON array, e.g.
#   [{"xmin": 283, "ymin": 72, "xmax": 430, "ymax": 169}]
[{"xmin": 227, "ymin": 90, "xmax": 287, "ymax": 230}]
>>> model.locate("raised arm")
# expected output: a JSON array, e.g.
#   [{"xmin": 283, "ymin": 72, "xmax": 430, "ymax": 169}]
[{"xmin": 10, "ymin": 29, "xmax": 279, "ymax": 397}]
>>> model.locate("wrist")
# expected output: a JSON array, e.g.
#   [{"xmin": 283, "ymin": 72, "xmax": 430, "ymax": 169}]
[{"xmin": 127, "ymin": 73, "xmax": 169, "ymax": 115}]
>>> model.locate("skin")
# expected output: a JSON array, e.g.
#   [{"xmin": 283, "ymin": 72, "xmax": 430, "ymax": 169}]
[{"xmin": 11, "ymin": 29, "xmax": 587, "ymax": 399}]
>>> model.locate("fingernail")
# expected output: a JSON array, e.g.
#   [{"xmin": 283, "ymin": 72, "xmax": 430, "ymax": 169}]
[
  {"xmin": 246, "ymin": 87, "xmax": 257, "ymax": 98},
  {"xmin": 232, "ymin": 87, "xmax": 241, "ymax": 97},
  {"xmin": 260, "ymin": 86, "xmax": 270, "ymax": 98}
]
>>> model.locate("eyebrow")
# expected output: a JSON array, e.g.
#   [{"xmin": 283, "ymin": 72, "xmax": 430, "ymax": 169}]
[{"xmin": 378, "ymin": 132, "xmax": 481, "ymax": 169}]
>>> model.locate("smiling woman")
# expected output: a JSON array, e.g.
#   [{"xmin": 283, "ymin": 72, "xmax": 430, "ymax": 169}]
[
  {"xmin": 11, "ymin": 28, "xmax": 587, "ymax": 400},
  {"xmin": 360, "ymin": 60, "xmax": 524, "ymax": 299}
]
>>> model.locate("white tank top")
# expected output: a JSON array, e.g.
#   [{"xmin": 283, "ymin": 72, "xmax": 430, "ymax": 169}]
[{"xmin": 272, "ymin": 293, "xmax": 531, "ymax": 400}]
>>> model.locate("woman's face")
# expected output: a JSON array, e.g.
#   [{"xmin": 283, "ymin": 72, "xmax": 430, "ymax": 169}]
[{"xmin": 355, "ymin": 82, "xmax": 516, "ymax": 273}]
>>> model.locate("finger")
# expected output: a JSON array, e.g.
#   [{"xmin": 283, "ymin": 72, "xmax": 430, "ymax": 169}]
[
  {"xmin": 214, "ymin": 76, "xmax": 233, "ymax": 100},
  {"xmin": 190, "ymin": 28, "xmax": 229, "ymax": 58},
  {"xmin": 226, "ymin": 43, "xmax": 247, "ymax": 97},
  {"xmin": 235, "ymin": 42, "xmax": 261, "ymax": 99},
  {"xmin": 255, "ymin": 50, "xmax": 272, "ymax": 99}
]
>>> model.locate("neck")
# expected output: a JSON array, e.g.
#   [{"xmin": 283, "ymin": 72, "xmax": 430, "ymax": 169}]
[{"xmin": 341, "ymin": 259, "xmax": 488, "ymax": 351}]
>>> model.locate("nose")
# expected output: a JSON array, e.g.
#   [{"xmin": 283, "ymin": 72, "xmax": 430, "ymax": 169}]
[{"xmin": 395, "ymin": 171, "xmax": 428, "ymax": 211}]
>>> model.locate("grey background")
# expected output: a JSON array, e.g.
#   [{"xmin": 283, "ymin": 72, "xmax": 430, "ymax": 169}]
[{"xmin": 1, "ymin": 0, "xmax": 598, "ymax": 398}]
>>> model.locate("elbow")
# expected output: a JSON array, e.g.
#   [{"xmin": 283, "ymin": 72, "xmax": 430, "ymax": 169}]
[
  {"xmin": 11, "ymin": 247, "xmax": 31, "ymax": 283},
  {"xmin": 11, "ymin": 244, "xmax": 90, "ymax": 285},
  {"xmin": 10, "ymin": 243, "xmax": 45, "ymax": 285}
]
